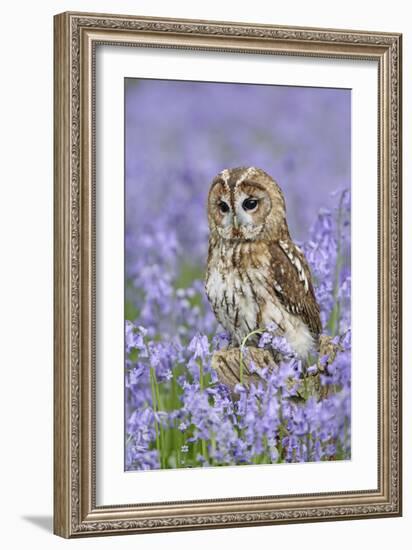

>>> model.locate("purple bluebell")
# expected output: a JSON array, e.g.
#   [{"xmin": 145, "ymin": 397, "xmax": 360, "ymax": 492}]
[{"xmin": 124, "ymin": 79, "xmax": 351, "ymax": 469}]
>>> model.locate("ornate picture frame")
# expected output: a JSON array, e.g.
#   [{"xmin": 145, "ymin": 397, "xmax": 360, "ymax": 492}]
[{"xmin": 53, "ymin": 11, "xmax": 402, "ymax": 538}]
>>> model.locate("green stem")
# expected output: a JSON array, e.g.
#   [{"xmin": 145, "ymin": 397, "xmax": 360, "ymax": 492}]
[
  {"xmin": 199, "ymin": 359, "xmax": 204, "ymax": 391},
  {"xmin": 171, "ymin": 373, "xmax": 181, "ymax": 467},
  {"xmin": 197, "ymin": 360, "xmax": 208, "ymax": 461},
  {"xmin": 201, "ymin": 439, "xmax": 207, "ymax": 461},
  {"xmin": 149, "ymin": 368, "xmax": 161, "ymax": 463},
  {"xmin": 210, "ymin": 434, "xmax": 216, "ymax": 466},
  {"xmin": 175, "ymin": 419, "xmax": 181, "ymax": 468},
  {"xmin": 153, "ymin": 369, "xmax": 167, "ymax": 468}
]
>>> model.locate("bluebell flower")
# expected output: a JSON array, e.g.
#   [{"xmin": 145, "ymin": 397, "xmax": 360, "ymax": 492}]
[{"xmin": 124, "ymin": 80, "xmax": 351, "ymax": 469}]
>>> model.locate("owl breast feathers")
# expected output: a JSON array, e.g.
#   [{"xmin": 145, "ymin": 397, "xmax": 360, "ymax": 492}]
[{"xmin": 205, "ymin": 166, "xmax": 321, "ymax": 359}]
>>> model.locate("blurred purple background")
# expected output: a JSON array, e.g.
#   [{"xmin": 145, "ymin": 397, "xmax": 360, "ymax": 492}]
[{"xmin": 125, "ymin": 79, "xmax": 350, "ymax": 273}]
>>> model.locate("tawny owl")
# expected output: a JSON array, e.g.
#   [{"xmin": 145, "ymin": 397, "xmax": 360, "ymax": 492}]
[{"xmin": 205, "ymin": 166, "xmax": 321, "ymax": 359}]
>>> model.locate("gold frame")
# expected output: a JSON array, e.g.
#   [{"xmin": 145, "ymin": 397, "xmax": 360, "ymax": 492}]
[{"xmin": 53, "ymin": 11, "xmax": 402, "ymax": 538}]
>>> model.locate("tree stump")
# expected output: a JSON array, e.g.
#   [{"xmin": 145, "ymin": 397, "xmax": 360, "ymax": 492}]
[
  {"xmin": 211, "ymin": 346, "xmax": 278, "ymax": 393},
  {"xmin": 212, "ymin": 336, "xmax": 344, "ymax": 400}
]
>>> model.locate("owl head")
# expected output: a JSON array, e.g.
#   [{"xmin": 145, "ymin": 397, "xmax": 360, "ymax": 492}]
[{"xmin": 207, "ymin": 166, "xmax": 289, "ymax": 241}]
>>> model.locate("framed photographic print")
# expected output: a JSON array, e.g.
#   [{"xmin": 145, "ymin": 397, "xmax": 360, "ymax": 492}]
[{"xmin": 53, "ymin": 12, "xmax": 402, "ymax": 538}]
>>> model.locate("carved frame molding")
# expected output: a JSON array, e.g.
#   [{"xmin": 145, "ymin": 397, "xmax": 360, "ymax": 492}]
[{"xmin": 53, "ymin": 12, "xmax": 402, "ymax": 538}]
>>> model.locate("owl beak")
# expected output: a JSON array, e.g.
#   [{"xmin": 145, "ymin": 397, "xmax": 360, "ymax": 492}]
[{"xmin": 233, "ymin": 215, "xmax": 239, "ymax": 229}]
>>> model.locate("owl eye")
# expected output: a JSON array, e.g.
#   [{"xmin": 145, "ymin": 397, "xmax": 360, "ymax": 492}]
[
  {"xmin": 219, "ymin": 201, "xmax": 230, "ymax": 213},
  {"xmin": 242, "ymin": 198, "xmax": 258, "ymax": 211}
]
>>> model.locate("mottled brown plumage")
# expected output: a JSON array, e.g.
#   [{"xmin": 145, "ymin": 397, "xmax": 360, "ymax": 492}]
[
  {"xmin": 205, "ymin": 166, "xmax": 321, "ymax": 358},
  {"xmin": 269, "ymin": 241, "xmax": 322, "ymax": 336}
]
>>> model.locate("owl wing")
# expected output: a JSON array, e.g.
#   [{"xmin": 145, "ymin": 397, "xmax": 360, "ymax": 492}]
[{"xmin": 268, "ymin": 240, "xmax": 322, "ymax": 337}]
